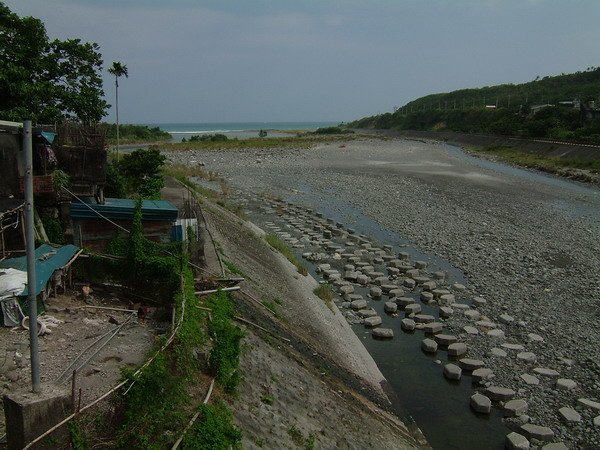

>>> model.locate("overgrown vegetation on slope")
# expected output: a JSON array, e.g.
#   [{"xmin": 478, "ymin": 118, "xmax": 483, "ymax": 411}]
[
  {"xmin": 105, "ymin": 123, "xmax": 171, "ymax": 144},
  {"xmin": 265, "ymin": 233, "xmax": 308, "ymax": 276},
  {"xmin": 350, "ymin": 67, "xmax": 600, "ymax": 143}
]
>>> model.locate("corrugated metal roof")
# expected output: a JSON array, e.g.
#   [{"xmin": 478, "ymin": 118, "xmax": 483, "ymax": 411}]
[
  {"xmin": 70, "ymin": 198, "xmax": 178, "ymax": 221},
  {"xmin": 0, "ymin": 244, "xmax": 81, "ymax": 296}
]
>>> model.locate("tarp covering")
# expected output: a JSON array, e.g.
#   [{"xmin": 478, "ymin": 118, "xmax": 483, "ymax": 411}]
[
  {"xmin": 0, "ymin": 244, "xmax": 80, "ymax": 296},
  {"xmin": 70, "ymin": 198, "xmax": 178, "ymax": 222},
  {"xmin": 0, "ymin": 267, "xmax": 27, "ymax": 300}
]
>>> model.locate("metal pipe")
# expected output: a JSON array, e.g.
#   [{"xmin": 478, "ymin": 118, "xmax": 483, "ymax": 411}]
[{"xmin": 23, "ymin": 120, "xmax": 41, "ymax": 393}]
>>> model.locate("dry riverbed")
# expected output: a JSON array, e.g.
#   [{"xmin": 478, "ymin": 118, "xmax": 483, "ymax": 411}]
[{"xmin": 165, "ymin": 136, "xmax": 600, "ymax": 449}]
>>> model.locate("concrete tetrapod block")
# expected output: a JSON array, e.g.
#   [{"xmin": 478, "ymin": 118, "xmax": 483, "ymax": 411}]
[
  {"xmin": 4, "ymin": 385, "xmax": 71, "ymax": 450},
  {"xmin": 520, "ymin": 374, "xmax": 539, "ymax": 386},
  {"xmin": 472, "ymin": 296, "xmax": 487, "ymax": 307},
  {"xmin": 502, "ymin": 343, "xmax": 525, "ymax": 351},
  {"xmin": 369, "ymin": 286, "xmax": 382, "ymax": 298},
  {"xmin": 558, "ymin": 407, "xmax": 581, "ymax": 423},
  {"xmin": 420, "ymin": 292, "xmax": 434, "ymax": 303},
  {"xmin": 472, "ymin": 368, "xmax": 493, "ymax": 383},
  {"xmin": 464, "ymin": 309, "xmax": 481, "ymax": 321},
  {"xmin": 401, "ymin": 318, "xmax": 416, "ymax": 331},
  {"xmin": 434, "ymin": 334, "xmax": 457, "ymax": 346},
  {"xmin": 516, "ymin": 352, "xmax": 537, "ymax": 364},
  {"xmin": 350, "ymin": 299, "xmax": 368, "ymax": 310},
  {"xmin": 404, "ymin": 303, "xmax": 421, "ymax": 315},
  {"xmin": 413, "ymin": 314, "xmax": 435, "ymax": 324},
  {"xmin": 505, "ymin": 432, "xmax": 530, "ymax": 450},
  {"xmin": 577, "ymin": 398, "xmax": 600, "ymax": 412},
  {"xmin": 470, "ymin": 393, "xmax": 492, "ymax": 414},
  {"xmin": 504, "ymin": 399, "xmax": 528, "ymax": 416},
  {"xmin": 541, "ymin": 444, "xmax": 569, "ymax": 450},
  {"xmin": 384, "ymin": 302, "xmax": 398, "ymax": 313},
  {"xmin": 372, "ymin": 328, "xmax": 393, "ymax": 339},
  {"xmin": 533, "ymin": 367, "xmax": 560, "ymax": 378},
  {"xmin": 443, "ymin": 363, "xmax": 462, "ymax": 380},
  {"xmin": 459, "ymin": 358, "xmax": 485, "ymax": 371},
  {"xmin": 357, "ymin": 309, "xmax": 378, "ymax": 318},
  {"xmin": 421, "ymin": 338, "xmax": 438, "ymax": 353},
  {"xmin": 364, "ymin": 316, "xmax": 383, "ymax": 327},
  {"xmin": 439, "ymin": 307, "xmax": 454, "ymax": 319},
  {"xmin": 485, "ymin": 386, "xmax": 516, "ymax": 401},
  {"xmin": 555, "ymin": 378, "xmax": 577, "ymax": 391},
  {"xmin": 396, "ymin": 297, "xmax": 415, "ymax": 308},
  {"xmin": 423, "ymin": 322, "xmax": 443, "ymax": 334},
  {"xmin": 447, "ymin": 343, "xmax": 468, "ymax": 357},
  {"xmin": 520, "ymin": 424, "xmax": 554, "ymax": 442}
]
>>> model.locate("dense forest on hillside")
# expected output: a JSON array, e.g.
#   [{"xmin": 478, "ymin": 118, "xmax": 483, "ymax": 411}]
[{"xmin": 349, "ymin": 68, "xmax": 600, "ymax": 143}]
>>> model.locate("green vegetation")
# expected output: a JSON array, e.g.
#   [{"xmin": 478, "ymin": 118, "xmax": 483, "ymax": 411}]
[
  {"xmin": 264, "ymin": 233, "xmax": 308, "ymax": 276},
  {"xmin": 106, "ymin": 148, "xmax": 166, "ymax": 199},
  {"xmin": 0, "ymin": 2, "xmax": 107, "ymax": 123},
  {"xmin": 313, "ymin": 283, "xmax": 333, "ymax": 309},
  {"xmin": 105, "ymin": 123, "xmax": 171, "ymax": 143},
  {"xmin": 471, "ymin": 145, "xmax": 600, "ymax": 173},
  {"xmin": 223, "ymin": 259, "xmax": 248, "ymax": 278},
  {"xmin": 260, "ymin": 394, "xmax": 274, "ymax": 405},
  {"xmin": 350, "ymin": 67, "xmax": 600, "ymax": 143},
  {"xmin": 181, "ymin": 402, "xmax": 242, "ymax": 449},
  {"xmin": 41, "ymin": 216, "xmax": 65, "ymax": 245},
  {"xmin": 313, "ymin": 126, "xmax": 354, "ymax": 135},
  {"xmin": 288, "ymin": 425, "xmax": 315, "ymax": 449},
  {"xmin": 184, "ymin": 133, "xmax": 228, "ymax": 142},
  {"xmin": 206, "ymin": 291, "xmax": 245, "ymax": 393},
  {"xmin": 260, "ymin": 298, "xmax": 281, "ymax": 319}
]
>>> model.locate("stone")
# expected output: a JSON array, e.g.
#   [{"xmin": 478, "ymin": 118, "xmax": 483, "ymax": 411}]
[
  {"xmin": 486, "ymin": 386, "xmax": 516, "ymax": 401},
  {"xmin": 594, "ymin": 415, "xmax": 600, "ymax": 427},
  {"xmin": 439, "ymin": 294, "xmax": 456, "ymax": 305},
  {"xmin": 381, "ymin": 284, "xmax": 397, "ymax": 293},
  {"xmin": 505, "ymin": 432, "xmax": 530, "ymax": 450},
  {"xmin": 421, "ymin": 338, "xmax": 438, "ymax": 353},
  {"xmin": 372, "ymin": 328, "xmax": 393, "ymax": 339},
  {"xmin": 487, "ymin": 329, "xmax": 505, "ymax": 339},
  {"xmin": 423, "ymin": 322, "xmax": 443, "ymax": 334},
  {"xmin": 339, "ymin": 285, "xmax": 354, "ymax": 295},
  {"xmin": 422, "ymin": 281, "xmax": 436, "ymax": 291},
  {"xmin": 472, "ymin": 368, "xmax": 494, "ymax": 383},
  {"xmin": 413, "ymin": 314, "xmax": 435, "ymax": 324},
  {"xmin": 401, "ymin": 318, "xmax": 416, "ymax": 331},
  {"xmin": 403, "ymin": 278, "xmax": 416, "ymax": 289},
  {"xmin": 432, "ymin": 288, "xmax": 451, "ymax": 298},
  {"xmin": 414, "ymin": 260, "xmax": 427, "ymax": 269},
  {"xmin": 434, "ymin": 334, "xmax": 457, "ymax": 346},
  {"xmin": 439, "ymin": 307, "xmax": 454, "ymax": 318},
  {"xmin": 457, "ymin": 358, "xmax": 483, "ymax": 371},
  {"xmin": 499, "ymin": 314, "xmax": 515, "ymax": 324},
  {"xmin": 356, "ymin": 274, "xmax": 370, "ymax": 285},
  {"xmin": 558, "ymin": 407, "xmax": 581, "ymax": 423},
  {"xmin": 472, "ymin": 296, "xmax": 487, "ymax": 307},
  {"xmin": 464, "ymin": 310, "xmax": 481, "ymax": 321},
  {"xmin": 504, "ymin": 399, "xmax": 528, "ymax": 416},
  {"xmin": 541, "ymin": 444, "xmax": 568, "ymax": 450},
  {"xmin": 405, "ymin": 269, "xmax": 420, "ymax": 279},
  {"xmin": 520, "ymin": 374, "xmax": 539, "ymax": 385},
  {"xmin": 520, "ymin": 424, "xmax": 554, "ymax": 442},
  {"xmin": 452, "ymin": 283, "xmax": 466, "ymax": 291},
  {"xmin": 502, "ymin": 343, "xmax": 525, "ymax": 351},
  {"xmin": 369, "ymin": 286, "xmax": 382, "ymax": 298},
  {"xmin": 350, "ymin": 299, "xmax": 368, "ymax": 310},
  {"xmin": 577, "ymin": 398, "xmax": 600, "ymax": 411},
  {"xmin": 527, "ymin": 333, "xmax": 544, "ymax": 343},
  {"xmin": 384, "ymin": 302, "xmax": 398, "ymax": 313},
  {"xmin": 356, "ymin": 309, "xmax": 378, "ymax": 318},
  {"xmin": 463, "ymin": 326, "xmax": 479, "ymax": 335},
  {"xmin": 450, "ymin": 302, "xmax": 470, "ymax": 311},
  {"xmin": 364, "ymin": 316, "xmax": 383, "ymax": 327},
  {"xmin": 443, "ymin": 363, "xmax": 462, "ymax": 380},
  {"xmin": 395, "ymin": 297, "xmax": 415, "ymax": 308},
  {"xmin": 470, "ymin": 393, "xmax": 492, "ymax": 414},
  {"xmin": 516, "ymin": 352, "xmax": 537, "ymax": 364},
  {"xmin": 388, "ymin": 288, "xmax": 404, "ymax": 298},
  {"xmin": 476, "ymin": 320, "xmax": 497, "ymax": 329},
  {"xmin": 404, "ymin": 303, "xmax": 421, "ymax": 315},
  {"xmin": 489, "ymin": 347, "xmax": 507, "ymax": 358},
  {"xmin": 533, "ymin": 367, "xmax": 560, "ymax": 378},
  {"xmin": 555, "ymin": 379, "xmax": 577, "ymax": 391},
  {"xmin": 420, "ymin": 292, "xmax": 434, "ymax": 303},
  {"xmin": 447, "ymin": 343, "xmax": 468, "ymax": 357}
]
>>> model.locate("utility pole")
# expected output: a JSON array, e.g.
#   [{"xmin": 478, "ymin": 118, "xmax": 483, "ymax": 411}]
[{"xmin": 23, "ymin": 120, "xmax": 41, "ymax": 393}]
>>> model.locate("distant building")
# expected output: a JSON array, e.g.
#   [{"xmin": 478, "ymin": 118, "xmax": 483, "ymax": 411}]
[{"xmin": 529, "ymin": 104, "xmax": 554, "ymax": 116}]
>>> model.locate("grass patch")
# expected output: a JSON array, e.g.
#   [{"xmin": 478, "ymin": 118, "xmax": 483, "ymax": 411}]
[
  {"xmin": 181, "ymin": 402, "xmax": 242, "ymax": 449},
  {"xmin": 473, "ymin": 144, "xmax": 600, "ymax": 172},
  {"xmin": 288, "ymin": 425, "xmax": 315, "ymax": 449},
  {"xmin": 223, "ymin": 259, "xmax": 249, "ymax": 278},
  {"xmin": 313, "ymin": 283, "xmax": 333, "ymax": 310},
  {"xmin": 260, "ymin": 298, "xmax": 281, "ymax": 319},
  {"xmin": 264, "ymin": 233, "xmax": 308, "ymax": 276},
  {"xmin": 260, "ymin": 394, "xmax": 274, "ymax": 405}
]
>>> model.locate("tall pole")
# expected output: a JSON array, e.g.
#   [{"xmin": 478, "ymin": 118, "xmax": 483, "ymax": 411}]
[
  {"xmin": 115, "ymin": 76, "xmax": 120, "ymax": 161},
  {"xmin": 23, "ymin": 120, "xmax": 41, "ymax": 393}
]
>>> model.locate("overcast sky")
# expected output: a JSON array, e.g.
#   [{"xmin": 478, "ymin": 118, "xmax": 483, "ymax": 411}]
[{"xmin": 5, "ymin": 0, "xmax": 600, "ymax": 124}]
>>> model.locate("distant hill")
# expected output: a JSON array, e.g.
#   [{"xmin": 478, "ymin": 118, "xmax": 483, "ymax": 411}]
[{"xmin": 349, "ymin": 67, "xmax": 600, "ymax": 143}]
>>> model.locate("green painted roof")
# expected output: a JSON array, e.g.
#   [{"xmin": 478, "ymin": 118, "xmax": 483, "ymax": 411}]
[
  {"xmin": 0, "ymin": 244, "xmax": 81, "ymax": 297},
  {"xmin": 70, "ymin": 198, "xmax": 178, "ymax": 221}
]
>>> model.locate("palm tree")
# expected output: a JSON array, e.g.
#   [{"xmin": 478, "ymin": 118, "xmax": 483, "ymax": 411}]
[{"xmin": 108, "ymin": 61, "xmax": 128, "ymax": 160}]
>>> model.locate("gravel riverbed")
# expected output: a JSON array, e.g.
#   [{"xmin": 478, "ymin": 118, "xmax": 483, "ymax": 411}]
[{"xmin": 165, "ymin": 137, "xmax": 600, "ymax": 448}]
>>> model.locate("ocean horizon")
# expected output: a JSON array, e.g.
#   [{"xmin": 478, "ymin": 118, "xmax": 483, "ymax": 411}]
[{"xmin": 145, "ymin": 121, "xmax": 339, "ymax": 141}]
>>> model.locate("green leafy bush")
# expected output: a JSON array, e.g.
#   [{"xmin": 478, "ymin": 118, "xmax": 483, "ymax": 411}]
[{"xmin": 182, "ymin": 402, "xmax": 242, "ymax": 449}]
